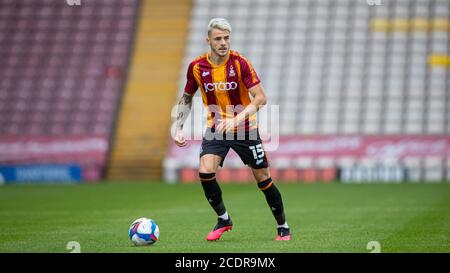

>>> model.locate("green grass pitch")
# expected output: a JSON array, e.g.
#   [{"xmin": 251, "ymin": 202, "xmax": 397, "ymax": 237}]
[{"xmin": 0, "ymin": 182, "xmax": 449, "ymax": 253}]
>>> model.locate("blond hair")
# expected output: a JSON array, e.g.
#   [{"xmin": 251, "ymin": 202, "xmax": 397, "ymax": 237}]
[{"xmin": 207, "ymin": 18, "xmax": 232, "ymax": 36}]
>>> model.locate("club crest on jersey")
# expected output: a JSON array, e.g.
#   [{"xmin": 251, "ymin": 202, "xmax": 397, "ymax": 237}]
[{"xmin": 229, "ymin": 65, "xmax": 235, "ymax": 77}]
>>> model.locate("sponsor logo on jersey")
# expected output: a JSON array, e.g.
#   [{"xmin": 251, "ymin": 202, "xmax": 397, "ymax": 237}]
[{"xmin": 203, "ymin": 81, "xmax": 238, "ymax": 92}]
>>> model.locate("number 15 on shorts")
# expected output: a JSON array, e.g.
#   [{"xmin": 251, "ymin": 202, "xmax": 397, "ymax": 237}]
[{"xmin": 249, "ymin": 144, "xmax": 265, "ymax": 165}]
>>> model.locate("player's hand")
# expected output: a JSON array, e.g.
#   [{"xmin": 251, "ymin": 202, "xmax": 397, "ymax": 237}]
[
  {"xmin": 216, "ymin": 118, "xmax": 236, "ymax": 134},
  {"xmin": 174, "ymin": 129, "xmax": 187, "ymax": 147}
]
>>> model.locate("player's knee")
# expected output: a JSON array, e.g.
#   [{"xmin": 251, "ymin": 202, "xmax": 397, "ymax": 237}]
[
  {"xmin": 199, "ymin": 161, "xmax": 219, "ymax": 174},
  {"xmin": 199, "ymin": 154, "xmax": 221, "ymax": 173},
  {"xmin": 199, "ymin": 166, "xmax": 217, "ymax": 174},
  {"xmin": 253, "ymin": 168, "xmax": 271, "ymax": 182}
]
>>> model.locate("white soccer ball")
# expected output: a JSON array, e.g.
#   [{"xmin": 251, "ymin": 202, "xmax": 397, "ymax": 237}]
[{"xmin": 129, "ymin": 217, "xmax": 159, "ymax": 246}]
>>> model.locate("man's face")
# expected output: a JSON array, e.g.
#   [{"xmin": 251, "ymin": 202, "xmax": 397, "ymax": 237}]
[{"xmin": 207, "ymin": 28, "xmax": 230, "ymax": 58}]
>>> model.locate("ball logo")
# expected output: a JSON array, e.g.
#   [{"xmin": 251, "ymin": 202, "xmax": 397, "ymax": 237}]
[{"xmin": 204, "ymin": 81, "xmax": 238, "ymax": 92}]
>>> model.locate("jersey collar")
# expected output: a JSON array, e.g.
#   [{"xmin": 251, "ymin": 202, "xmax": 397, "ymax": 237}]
[{"xmin": 207, "ymin": 51, "xmax": 230, "ymax": 68}]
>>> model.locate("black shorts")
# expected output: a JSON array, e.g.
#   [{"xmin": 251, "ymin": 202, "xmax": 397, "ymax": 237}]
[{"xmin": 199, "ymin": 128, "xmax": 269, "ymax": 169}]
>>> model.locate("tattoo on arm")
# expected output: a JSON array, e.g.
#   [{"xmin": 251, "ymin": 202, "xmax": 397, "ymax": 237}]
[{"xmin": 176, "ymin": 93, "xmax": 193, "ymax": 130}]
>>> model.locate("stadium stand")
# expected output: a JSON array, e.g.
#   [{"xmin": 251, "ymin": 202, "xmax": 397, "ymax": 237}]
[
  {"xmin": 0, "ymin": 0, "xmax": 140, "ymax": 181},
  {"xmin": 0, "ymin": 0, "xmax": 448, "ymax": 184},
  {"xmin": 165, "ymin": 0, "xmax": 450, "ymax": 183}
]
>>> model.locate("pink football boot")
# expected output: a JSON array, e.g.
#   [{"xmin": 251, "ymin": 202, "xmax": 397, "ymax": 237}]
[
  {"xmin": 275, "ymin": 227, "xmax": 291, "ymax": 241},
  {"xmin": 206, "ymin": 218, "xmax": 233, "ymax": 241}
]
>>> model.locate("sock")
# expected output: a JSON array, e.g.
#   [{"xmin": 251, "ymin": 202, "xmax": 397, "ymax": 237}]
[
  {"xmin": 199, "ymin": 172, "xmax": 227, "ymax": 217},
  {"xmin": 257, "ymin": 177, "xmax": 286, "ymax": 225},
  {"xmin": 277, "ymin": 222, "xmax": 289, "ymax": 229},
  {"xmin": 218, "ymin": 211, "xmax": 229, "ymax": 221}
]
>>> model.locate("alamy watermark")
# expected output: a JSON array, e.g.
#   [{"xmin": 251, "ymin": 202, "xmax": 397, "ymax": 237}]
[
  {"xmin": 366, "ymin": 0, "xmax": 382, "ymax": 6},
  {"xmin": 367, "ymin": 241, "xmax": 381, "ymax": 253},
  {"xmin": 65, "ymin": 0, "xmax": 81, "ymax": 6},
  {"xmin": 170, "ymin": 97, "xmax": 280, "ymax": 151},
  {"xmin": 66, "ymin": 241, "xmax": 81, "ymax": 253}
]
